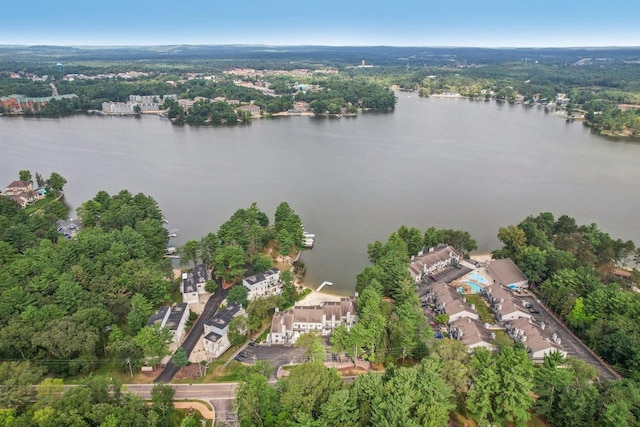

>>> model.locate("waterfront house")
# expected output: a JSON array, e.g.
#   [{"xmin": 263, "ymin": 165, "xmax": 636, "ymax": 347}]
[
  {"xmin": 408, "ymin": 246, "xmax": 461, "ymax": 283},
  {"xmin": 181, "ymin": 264, "xmax": 210, "ymax": 304},
  {"xmin": 242, "ymin": 268, "xmax": 282, "ymax": 301},
  {"xmin": 487, "ymin": 258, "xmax": 529, "ymax": 289},
  {"xmin": 267, "ymin": 297, "xmax": 358, "ymax": 345},
  {"xmin": 236, "ymin": 104, "xmax": 261, "ymax": 116}
]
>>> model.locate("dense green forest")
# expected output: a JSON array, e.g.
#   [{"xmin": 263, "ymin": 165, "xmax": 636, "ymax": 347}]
[{"xmin": 494, "ymin": 212, "xmax": 640, "ymax": 377}]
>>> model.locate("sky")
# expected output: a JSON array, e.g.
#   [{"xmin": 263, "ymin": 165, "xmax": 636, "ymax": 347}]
[{"xmin": 2, "ymin": 0, "xmax": 640, "ymax": 47}]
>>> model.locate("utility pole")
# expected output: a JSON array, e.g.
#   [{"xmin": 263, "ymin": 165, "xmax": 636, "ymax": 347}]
[{"xmin": 126, "ymin": 358, "xmax": 133, "ymax": 378}]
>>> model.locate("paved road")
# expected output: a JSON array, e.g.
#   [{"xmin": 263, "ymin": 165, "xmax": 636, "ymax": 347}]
[
  {"xmin": 155, "ymin": 286, "xmax": 229, "ymax": 383},
  {"xmin": 520, "ymin": 295, "xmax": 620, "ymax": 381}
]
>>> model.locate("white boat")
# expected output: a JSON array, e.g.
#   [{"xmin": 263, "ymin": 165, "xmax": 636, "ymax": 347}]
[{"xmin": 303, "ymin": 232, "xmax": 315, "ymax": 238}]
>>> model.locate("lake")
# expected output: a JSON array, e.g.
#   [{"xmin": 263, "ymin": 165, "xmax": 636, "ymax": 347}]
[{"xmin": 2, "ymin": 94, "xmax": 639, "ymax": 295}]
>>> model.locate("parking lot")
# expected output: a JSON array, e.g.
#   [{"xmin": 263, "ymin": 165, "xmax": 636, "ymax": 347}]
[
  {"xmin": 235, "ymin": 343, "xmax": 306, "ymax": 378},
  {"xmin": 520, "ymin": 295, "xmax": 619, "ymax": 380}
]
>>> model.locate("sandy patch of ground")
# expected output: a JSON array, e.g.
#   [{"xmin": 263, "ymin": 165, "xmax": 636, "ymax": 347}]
[
  {"xmin": 470, "ymin": 252, "xmax": 493, "ymax": 263},
  {"xmin": 173, "ymin": 401, "xmax": 214, "ymax": 420},
  {"xmin": 296, "ymin": 288, "xmax": 342, "ymax": 306}
]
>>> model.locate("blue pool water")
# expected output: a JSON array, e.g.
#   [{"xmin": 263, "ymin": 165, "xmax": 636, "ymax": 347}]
[
  {"xmin": 458, "ymin": 281, "xmax": 483, "ymax": 293},
  {"xmin": 467, "ymin": 272, "xmax": 489, "ymax": 284}
]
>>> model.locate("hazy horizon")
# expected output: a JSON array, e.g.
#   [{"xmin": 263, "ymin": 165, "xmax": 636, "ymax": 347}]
[{"xmin": 3, "ymin": 0, "xmax": 639, "ymax": 48}]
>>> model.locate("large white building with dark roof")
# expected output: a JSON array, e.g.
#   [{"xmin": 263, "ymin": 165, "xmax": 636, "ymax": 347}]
[
  {"xmin": 147, "ymin": 303, "xmax": 190, "ymax": 344},
  {"xmin": 203, "ymin": 302, "xmax": 245, "ymax": 358},
  {"xmin": 408, "ymin": 246, "xmax": 461, "ymax": 283},
  {"xmin": 181, "ymin": 264, "xmax": 210, "ymax": 304},
  {"xmin": 242, "ymin": 268, "xmax": 281, "ymax": 300},
  {"xmin": 267, "ymin": 297, "xmax": 358, "ymax": 345}
]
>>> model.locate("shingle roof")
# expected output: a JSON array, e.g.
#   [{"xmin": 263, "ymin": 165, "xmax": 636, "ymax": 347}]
[
  {"xmin": 205, "ymin": 302, "xmax": 243, "ymax": 330},
  {"xmin": 488, "ymin": 259, "xmax": 528, "ymax": 286}
]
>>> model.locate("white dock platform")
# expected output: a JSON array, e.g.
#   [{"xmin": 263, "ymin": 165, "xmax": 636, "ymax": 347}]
[{"xmin": 317, "ymin": 281, "xmax": 333, "ymax": 292}]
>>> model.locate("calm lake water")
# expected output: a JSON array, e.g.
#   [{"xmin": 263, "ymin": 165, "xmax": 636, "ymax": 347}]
[{"xmin": 2, "ymin": 94, "xmax": 639, "ymax": 294}]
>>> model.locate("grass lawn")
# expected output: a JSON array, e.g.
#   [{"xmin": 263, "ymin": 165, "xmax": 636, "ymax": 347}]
[
  {"xmin": 465, "ymin": 294, "xmax": 496, "ymax": 324},
  {"xmin": 64, "ymin": 360, "xmax": 156, "ymax": 384}
]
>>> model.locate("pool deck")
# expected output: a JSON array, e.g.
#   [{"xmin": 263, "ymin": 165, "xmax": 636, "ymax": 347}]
[{"xmin": 454, "ymin": 267, "xmax": 494, "ymax": 294}]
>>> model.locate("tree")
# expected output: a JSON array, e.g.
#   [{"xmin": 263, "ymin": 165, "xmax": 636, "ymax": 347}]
[
  {"xmin": 498, "ymin": 225, "xmax": 527, "ymax": 256},
  {"xmin": 251, "ymin": 253, "xmax": 273, "ymax": 273},
  {"xmin": 295, "ymin": 332, "xmax": 325, "ymax": 362},
  {"xmin": 180, "ymin": 239, "xmax": 200, "ymax": 267},
  {"xmin": 234, "ymin": 369, "xmax": 280, "ymax": 426},
  {"xmin": 35, "ymin": 172, "xmax": 45, "ymax": 188},
  {"xmin": 127, "ymin": 293, "xmax": 154, "ymax": 334},
  {"xmin": 228, "ymin": 315, "xmax": 248, "ymax": 346},
  {"xmin": 279, "ymin": 362, "xmax": 343, "ymax": 422},
  {"xmin": 133, "ymin": 104, "xmax": 142, "ymax": 115},
  {"xmin": 173, "ymin": 346, "xmax": 189, "ymax": 368},
  {"xmin": 18, "ymin": 170, "xmax": 32, "ymax": 182},
  {"xmin": 151, "ymin": 384, "xmax": 175, "ymax": 426},
  {"xmin": 204, "ymin": 279, "xmax": 218, "ymax": 294},
  {"xmin": 228, "ymin": 285, "xmax": 249, "ymax": 308},
  {"xmin": 0, "ymin": 361, "xmax": 45, "ymax": 408},
  {"xmin": 516, "ymin": 246, "xmax": 548, "ymax": 284},
  {"xmin": 46, "ymin": 172, "xmax": 67, "ymax": 193},
  {"xmin": 213, "ymin": 245, "xmax": 246, "ymax": 285},
  {"xmin": 133, "ymin": 324, "xmax": 172, "ymax": 366}
]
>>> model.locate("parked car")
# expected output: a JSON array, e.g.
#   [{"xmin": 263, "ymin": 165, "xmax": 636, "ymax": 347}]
[
  {"xmin": 528, "ymin": 308, "xmax": 540, "ymax": 314},
  {"xmin": 239, "ymin": 351, "xmax": 248, "ymax": 358},
  {"xmin": 248, "ymin": 341, "xmax": 258, "ymax": 347},
  {"xmin": 234, "ymin": 356, "xmax": 245, "ymax": 362}
]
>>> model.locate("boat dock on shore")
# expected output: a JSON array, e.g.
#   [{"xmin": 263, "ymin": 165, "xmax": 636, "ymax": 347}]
[{"xmin": 317, "ymin": 281, "xmax": 333, "ymax": 292}]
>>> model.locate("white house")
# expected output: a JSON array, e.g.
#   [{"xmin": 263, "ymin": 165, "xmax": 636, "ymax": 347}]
[
  {"xmin": 487, "ymin": 258, "xmax": 529, "ymax": 289},
  {"xmin": 408, "ymin": 246, "xmax": 461, "ymax": 283},
  {"xmin": 267, "ymin": 298, "xmax": 358, "ymax": 345},
  {"xmin": 181, "ymin": 264, "xmax": 210, "ymax": 304},
  {"xmin": 507, "ymin": 317, "xmax": 567, "ymax": 362},
  {"xmin": 147, "ymin": 304, "xmax": 190, "ymax": 344},
  {"xmin": 242, "ymin": 268, "xmax": 282, "ymax": 301},
  {"xmin": 203, "ymin": 302, "xmax": 245, "ymax": 358}
]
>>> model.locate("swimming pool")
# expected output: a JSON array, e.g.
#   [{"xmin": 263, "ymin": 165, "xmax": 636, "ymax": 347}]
[
  {"xmin": 467, "ymin": 272, "xmax": 489, "ymax": 284},
  {"xmin": 458, "ymin": 281, "xmax": 483, "ymax": 294}
]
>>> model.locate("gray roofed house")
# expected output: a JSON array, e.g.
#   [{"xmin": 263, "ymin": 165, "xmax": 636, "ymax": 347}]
[
  {"xmin": 427, "ymin": 283, "xmax": 479, "ymax": 322},
  {"xmin": 507, "ymin": 317, "xmax": 567, "ymax": 362},
  {"xmin": 408, "ymin": 246, "xmax": 461, "ymax": 283},
  {"xmin": 242, "ymin": 268, "xmax": 282, "ymax": 300},
  {"xmin": 164, "ymin": 303, "xmax": 190, "ymax": 343},
  {"xmin": 482, "ymin": 283, "xmax": 531, "ymax": 322},
  {"xmin": 267, "ymin": 297, "xmax": 358, "ymax": 345},
  {"xmin": 204, "ymin": 302, "xmax": 245, "ymax": 336},
  {"xmin": 147, "ymin": 306, "xmax": 170, "ymax": 327},
  {"xmin": 203, "ymin": 302, "xmax": 246, "ymax": 358},
  {"xmin": 487, "ymin": 258, "xmax": 529, "ymax": 289},
  {"xmin": 181, "ymin": 264, "xmax": 209, "ymax": 304},
  {"xmin": 449, "ymin": 317, "xmax": 496, "ymax": 351}
]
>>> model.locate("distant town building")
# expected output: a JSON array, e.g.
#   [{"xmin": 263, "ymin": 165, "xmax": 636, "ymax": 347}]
[
  {"xmin": 0, "ymin": 94, "xmax": 77, "ymax": 114},
  {"xmin": 235, "ymin": 104, "xmax": 261, "ymax": 117}
]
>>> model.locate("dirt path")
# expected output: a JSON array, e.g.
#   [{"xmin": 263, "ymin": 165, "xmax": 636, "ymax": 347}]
[{"xmin": 173, "ymin": 401, "xmax": 214, "ymax": 420}]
